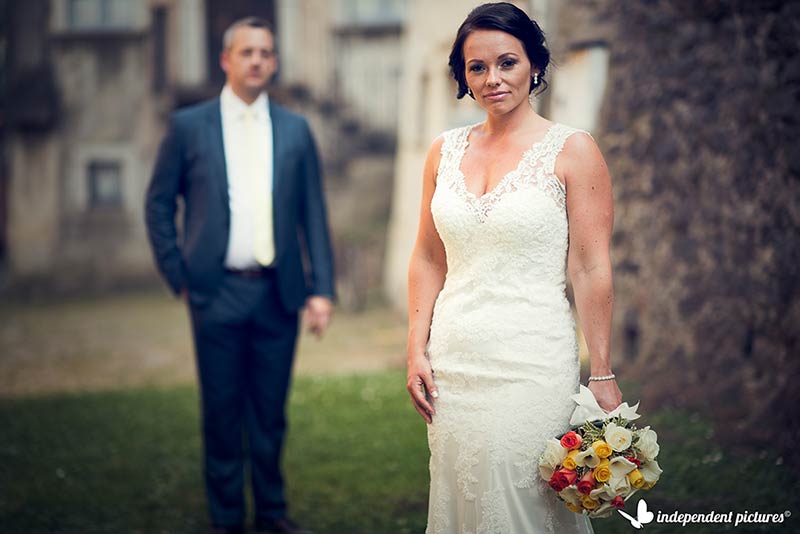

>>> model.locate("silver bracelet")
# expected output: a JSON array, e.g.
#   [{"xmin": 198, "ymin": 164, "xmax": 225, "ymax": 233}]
[{"xmin": 588, "ymin": 373, "xmax": 616, "ymax": 382}]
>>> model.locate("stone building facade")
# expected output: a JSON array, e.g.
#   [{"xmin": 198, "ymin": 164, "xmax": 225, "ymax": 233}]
[
  {"xmin": 2, "ymin": 0, "xmax": 210, "ymax": 293},
  {"xmin": 1, "ymin": 0, "xmax": 406, "ymax": 301},
  {"xmin": 274, "ymin": 0, "xmax": 407, "ymax": 309},
  {"xmin": 279, "ymin": 0, "xmax": 406, "ymax": 133}
]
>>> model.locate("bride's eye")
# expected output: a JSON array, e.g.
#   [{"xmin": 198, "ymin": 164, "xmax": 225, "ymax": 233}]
[
  {"xmin": 468, "ymin": 64, "xmax": 486, "ymax": 73},
  {"xmin": 501, "ymin": 59, "xmax": 517, "ymax": 68}
]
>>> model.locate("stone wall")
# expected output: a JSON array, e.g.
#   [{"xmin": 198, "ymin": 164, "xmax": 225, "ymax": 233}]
[{"xmin": 560, "ymin": 0, "xmax": 800, "ymax": 461}]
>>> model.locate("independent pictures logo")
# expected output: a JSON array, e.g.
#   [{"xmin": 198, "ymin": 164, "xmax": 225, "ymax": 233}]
[{"xmin": 618, "ymin": 498, "xmax": 791, "ymax": 529}]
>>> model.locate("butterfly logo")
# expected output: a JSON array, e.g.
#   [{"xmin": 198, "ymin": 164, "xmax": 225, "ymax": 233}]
[{"xmin": 618, "ymin": 498, "xmax": 655, "ymax": 529}]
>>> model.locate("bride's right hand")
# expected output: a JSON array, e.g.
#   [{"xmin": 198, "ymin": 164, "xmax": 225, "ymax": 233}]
[
  {"xmin": 407, "ymin": 353, "xmax": 438, "ymax": 424},
  {"xmin": 589, "ymin": 379, "xmax": 622, "ymax": 413}
]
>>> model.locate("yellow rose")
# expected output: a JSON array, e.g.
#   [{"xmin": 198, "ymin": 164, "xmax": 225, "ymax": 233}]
[
  {"xmin": 563, "ymin": 450, "xmax": 579, "ymax": 470},
  {"xmin": 566, "ymin": 502, "xmax": 583, "ymax": 514},
  {"xmin": 594, "ymin": 459, "xmax": 611, "ymax": 483},
  {"xmin": 580, "ymin": 495, "xmax": 600, "ymax": 510},
  {"xmin": 628, "ymin": 468, "xmax": 645, "ymax": 489},
  {"xmin": 591, "ymin": 440, "xmax": 613, "ymax": 459}
]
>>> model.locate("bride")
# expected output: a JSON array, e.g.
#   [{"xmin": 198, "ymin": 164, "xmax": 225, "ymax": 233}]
[{"xmin": 406, "ymin": 2, "xmax": 623, "ymax": 533}]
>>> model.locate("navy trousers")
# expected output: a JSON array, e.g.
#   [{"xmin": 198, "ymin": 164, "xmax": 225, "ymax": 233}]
[{"xmin": 188, "ymin": 270, "xmax": 299, "ymax": 527}]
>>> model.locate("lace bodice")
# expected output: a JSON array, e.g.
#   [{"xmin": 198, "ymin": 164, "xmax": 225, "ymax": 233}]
[
  {"xmin": 437, "ymin": 122, "xmax": 572, "ymax": 220},
  {"xmin": 425, "ymin": 122, "xmax": 594, "ymax": 534},
  {"xmin": 431, "ymin": 123, "xmax": 586, "ymax": 300}
]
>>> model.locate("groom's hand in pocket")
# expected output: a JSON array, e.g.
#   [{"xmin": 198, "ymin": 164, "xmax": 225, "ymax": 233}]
[{"xmin": 407, "ymin": 354, "xmax": 438, "ymax": 423}]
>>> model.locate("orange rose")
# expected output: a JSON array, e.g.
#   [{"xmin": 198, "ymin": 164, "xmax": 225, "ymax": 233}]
[
  {"xmin": 560, "ymin": 430, "xmax": 583, "ymax": 450},
  {"xmin": 549, "ymin": 468, "xmax": 579, "ymax": 492}
]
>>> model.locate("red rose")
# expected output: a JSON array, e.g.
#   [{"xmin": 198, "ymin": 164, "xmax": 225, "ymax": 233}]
[
  {"xmin": 625, "ymin": 455, "xmax": 641, "ymax": 467},
  {"xmin": 548, "ymin": 476, "xmax": 565, "ymax": 492},
  {"xmin": 577, "ymin": 469, "xmax": 596, "ymax": 495},
  {"xmin": 549, "ymin": 468, "xmax": 579, "ymax": 492},
  {"xmin": 560, "ymin": 431, "xmax": 583, "ymax": 450},
  {"xmin": 611, "ymin": 496, "xmax": 625, "ymax": 509}
]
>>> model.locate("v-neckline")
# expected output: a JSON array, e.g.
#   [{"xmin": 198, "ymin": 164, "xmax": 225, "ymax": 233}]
[{"xmin": 456, "ymin": 122, "xmax": 557, "ymax": 202}]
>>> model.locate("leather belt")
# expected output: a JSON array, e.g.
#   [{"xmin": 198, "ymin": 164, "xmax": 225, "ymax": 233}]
[{"xmin": 224, "ymin": 266, "xmax": 275, "ymax": 279}]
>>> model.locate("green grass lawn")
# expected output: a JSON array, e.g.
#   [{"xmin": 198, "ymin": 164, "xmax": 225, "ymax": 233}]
[{"xmin": 0, "ymin": 371, "xmax": 797, "ymax": 534}]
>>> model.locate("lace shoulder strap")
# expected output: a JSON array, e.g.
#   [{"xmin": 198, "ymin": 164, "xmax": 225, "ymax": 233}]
[
  {"xmin": 437, "ymin": 125, "xmax": 472, "ymax": 181},
  {"xmin": 539, "ymin": 123, "xmax": 592, "ymax": 176}
]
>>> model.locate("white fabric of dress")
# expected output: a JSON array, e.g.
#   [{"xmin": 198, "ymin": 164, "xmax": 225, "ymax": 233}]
[{"xmin": 425, "ymin": 122, "xmax": 595, "ymax": 534}]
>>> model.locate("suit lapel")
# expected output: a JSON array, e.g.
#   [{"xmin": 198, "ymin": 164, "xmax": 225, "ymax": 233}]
[
  {"xmin": 205, "ymin": 99, "xmax": 230, "ymax": 209},
  {"xmin": 270, "ymin": 101, "xmax": 285, "ymax": 194}
]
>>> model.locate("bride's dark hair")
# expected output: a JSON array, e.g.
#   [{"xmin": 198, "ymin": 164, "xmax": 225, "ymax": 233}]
[{"xmin": 448, "ymin": 2, "xmax": 550, "ymax": 100}]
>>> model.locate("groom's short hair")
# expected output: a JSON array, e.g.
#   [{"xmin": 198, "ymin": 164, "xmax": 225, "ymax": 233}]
[{"xmin": 222, "ymin": 16, "xmax": 275, "ymax": 51}]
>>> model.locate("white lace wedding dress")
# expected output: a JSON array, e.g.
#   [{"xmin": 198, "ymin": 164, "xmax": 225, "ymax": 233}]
[{"xmin": 425, "ymin": 122, "xmax": 595, "ymax": 534}]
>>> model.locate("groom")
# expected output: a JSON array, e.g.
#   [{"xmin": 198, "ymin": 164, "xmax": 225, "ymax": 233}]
[{"xmin": 145, "ymin": 17, "xmax": 335, "ymax": 534}]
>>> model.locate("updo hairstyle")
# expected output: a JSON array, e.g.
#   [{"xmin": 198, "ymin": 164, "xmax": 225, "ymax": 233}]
[{"xmin": 448, "ymin": 2, "xmax": 550, "ymax": 100}]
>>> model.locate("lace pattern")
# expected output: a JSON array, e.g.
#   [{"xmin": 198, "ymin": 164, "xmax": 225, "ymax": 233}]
[
  {"xmin": 438, "ymin": 123, "xmax": 586, "ymax": 223},
  {"xmin": 425, "ymin": 122, "xmax": 595, "ymax": 534}
]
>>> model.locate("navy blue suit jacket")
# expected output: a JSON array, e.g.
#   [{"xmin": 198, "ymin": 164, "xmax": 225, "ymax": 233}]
[{"xmin": 145, "ymin": 97, "xmax": 335, "ymax": 311}]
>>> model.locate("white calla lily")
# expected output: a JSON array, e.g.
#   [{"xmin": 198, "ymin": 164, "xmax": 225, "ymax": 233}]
[
  {"xmin": 574, "ymin": 448, "xmax": 601, "ymax": 468},
  {"xmin": 636, "ymin": 426, "xmax": 660, "ymax": 461},
  {"xmin": 559, "ymin": 485, "xmax": 582, "ymax": 506},
  {"xmin": 588, "ymin": 501, "xmax": 616, "ymax": 518},
  {"xmin": 640, "ymin": 459, "xmax": 663, "ymax": 484},
  {"xmin": 608, "ymin": 473, "xmax": 631, "ymax": 495},
  {"xmin": 589, "ymin": 484, "xmax": 616, "ymax": 502},
  {"xmin": 608, "ymin": 456, "xmax": 637, "ymax": 479}
]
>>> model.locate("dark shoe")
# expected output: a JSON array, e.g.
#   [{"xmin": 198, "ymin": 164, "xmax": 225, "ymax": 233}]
[
  {"xmin": 255, "ymin": 517, "xmax": 314, "ymax": 534},
  {"xmin": 210, "ymin": 526, "xmax": 244, "ymax": 534}
]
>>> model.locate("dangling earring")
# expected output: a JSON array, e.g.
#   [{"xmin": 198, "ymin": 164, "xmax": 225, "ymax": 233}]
[
  {"xmin": 533, "ymin": 72, "xmax": 539, "ymax": 86},
  {"xmin": 468, "ymin": 88, "xmax": 474, "ymax": 98}
]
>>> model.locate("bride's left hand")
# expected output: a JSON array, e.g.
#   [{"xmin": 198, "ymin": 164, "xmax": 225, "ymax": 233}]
[{"xmin": 588, "ymin": 379, "xmax": 623, "ymax": 413}]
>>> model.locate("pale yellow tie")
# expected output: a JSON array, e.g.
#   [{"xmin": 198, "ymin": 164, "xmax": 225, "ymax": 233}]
[{"xmin": 242, "ymin": 109, "xmax": 275, "ymax": 266}]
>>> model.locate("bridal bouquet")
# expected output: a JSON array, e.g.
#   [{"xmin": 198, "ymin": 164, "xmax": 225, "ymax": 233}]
[{"xmin": 538, "ymin": 386, "xmax": 663, "ymax": 518}]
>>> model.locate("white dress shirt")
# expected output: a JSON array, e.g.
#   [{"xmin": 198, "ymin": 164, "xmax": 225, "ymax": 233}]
[{"xmin": 220, "ymin": 84, "xmax": 275, "ymax": 269}]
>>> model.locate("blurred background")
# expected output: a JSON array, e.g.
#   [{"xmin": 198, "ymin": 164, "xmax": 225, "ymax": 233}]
[{"xmin": 1, "ymin": 0, "xmax": 799, "ymax": 532}]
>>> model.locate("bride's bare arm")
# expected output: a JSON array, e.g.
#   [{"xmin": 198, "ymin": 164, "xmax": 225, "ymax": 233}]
[
  {"xmin": 407, "ymin": 136, "xmax": 447, "ymax": 424},
  {"xmin": 561, "ymin": 132, "xmax": 622, "ymax": 412}
]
